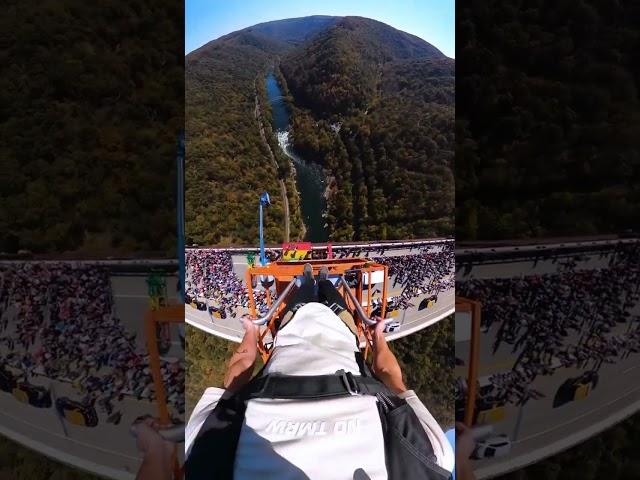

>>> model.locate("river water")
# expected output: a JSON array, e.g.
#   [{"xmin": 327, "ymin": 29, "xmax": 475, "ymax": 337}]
[{"xmin": 265, "ymin": 73, "xmax": 328, "ymax": 242}]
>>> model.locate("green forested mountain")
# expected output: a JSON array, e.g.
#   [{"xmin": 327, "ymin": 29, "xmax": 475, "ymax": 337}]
[
  {"xmin": 186, "ymin": 27, "xmax": 305, "ymax": 245},
  {"xmin": 1, "ymin": 0, "xmax": 183, "ymax": 255},
  {"xmin": 281, "ymin": 17, "xmax": 454, "ymax": 240},
  {"xmin": 186, "ymin": 16, "xmax": 454, "ymax": 244},
  {"xmin": 243, "ymin": 15, "xmax": 339, "ymax": 47},
  {"xmin": 282, "ymin": 16, "xmax": 445, "ymax": 116},
  {"xmin": 456, "ymin": 0, "xmax": 640, "ymax": 241}
]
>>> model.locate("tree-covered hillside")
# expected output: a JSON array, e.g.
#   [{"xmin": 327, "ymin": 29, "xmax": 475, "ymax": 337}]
[
  {"xmin": 185, "ymin": 16, "xmax": 454, "ymax": 245},
  {"xmin": 185, "ymin": 29, "xmax": 304, "ymax": 245},
  {"xmin": 244, "ymin": 15, "xmax": 339, "ymax": 47},
  {"xmin": 281, "ymin": 17, "xmax": 455, "ymax": 240},
  {"xmin": 1, "ymin": 0, "xmax": 183, "ymax": 255},
  {"xmin": 456, "ymin": 0, "xmax": 640, "ymax": 240},
  {"xmin": 283, "ymin": 16, "xmax": 445, "ymax": 116}
]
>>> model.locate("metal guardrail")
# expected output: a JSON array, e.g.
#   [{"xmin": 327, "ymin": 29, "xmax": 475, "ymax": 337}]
[
  {"xmin": 248, "ymin": 276, "xmax": 396, "ymax": 328},
  {"xmin": 456, "ymin": 239, "xmax": 640, "ymax": 266},
  {"xmin": 338, "ymin": 276, "xmax": 395, "ymax": 327},
  {"xmin": 251, "ymin": 279, "xmax": 297, "ymax": 326},
  {"xmin": 456, "ymin": 237, "xmax": 640, "ymax": 256},
  {"xmin": 187, "ymin": 238, "xmax": 453, "ymax": 253}
]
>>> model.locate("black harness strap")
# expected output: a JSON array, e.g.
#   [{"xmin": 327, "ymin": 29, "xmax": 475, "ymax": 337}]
[
  {"xmin": 185, "ymin": 394, "xmax": 247, "ymax": 480},
  {"xmin": 355, "ymin": 350, "xmax": 373, "ymax": 377},
  {"xmin": 246, "ymin": 370, "xmax": 392, "ymax": 399}
]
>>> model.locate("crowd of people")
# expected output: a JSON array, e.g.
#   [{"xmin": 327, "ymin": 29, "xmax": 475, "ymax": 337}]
[
  {"xmin": 373, "ymin": 242, "xmax": 455, "ymax": 309},
  {"xmin": 185, "ymin": 241, "xmax": 456, "ymax": 318},
  {"xmin": 185, "ymin": 250, "xmax": 270, "ymax": 316},
  {"xmin": 0, "ymin": 263, "xmax": 185, "ymax": 422},
  {"xmin": 456, "ymin": 241, "xmax": 640, "ymax": 407}
]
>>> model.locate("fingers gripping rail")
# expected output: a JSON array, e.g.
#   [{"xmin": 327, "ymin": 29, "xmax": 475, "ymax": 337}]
[
  {"xmin": 339, "ymin": 276, "xmax": 379, "ymax": 327},
  {"xmin": 130, "ymin": 422, "xmax": 185, "ymax": 443}
]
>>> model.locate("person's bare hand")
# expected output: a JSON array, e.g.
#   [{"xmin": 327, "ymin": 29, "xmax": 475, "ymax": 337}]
[
  {"xmin": 134, "ymin": 416, "xmax": 173, "ymax": 456},
  {"xmin": 224, "ymin": 315, "xmax": 260, "ymax": 392},
  {"xmin": 239, "ymin": 314, "xmax": 259, "ymax": 334},
  {"xmin": 373, "ymin": 316, "xmax": 386, "ymax": 337},
  {"xmin": 134, "ymin": 416, "xmax": 174, "ymax": 480},
  {"xmin": 370, "ymin": 317, "xmax": 406, "ymax": 393}
]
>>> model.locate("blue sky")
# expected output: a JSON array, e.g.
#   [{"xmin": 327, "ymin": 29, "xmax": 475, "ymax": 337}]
[{"xmin": 186, "ymin": 0, "xmax": 455, "ymax": 57}]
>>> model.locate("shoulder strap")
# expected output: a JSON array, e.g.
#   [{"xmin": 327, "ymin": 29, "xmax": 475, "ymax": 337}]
[
  {"xmin": 380, "ymin": 401, "xmax": 452, "ymax": 480},
  {"xmin": 184, "ymin": 394, "xmax": 247, "ymax": 480},
  {"xmin": 355, "ymin": 350, "xmax": 374, "ymax": 377}
]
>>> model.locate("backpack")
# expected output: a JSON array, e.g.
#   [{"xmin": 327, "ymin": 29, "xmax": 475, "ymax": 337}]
[{"xmin": 185, "ymin": 361, "xmax": 452, "ymax": 480}]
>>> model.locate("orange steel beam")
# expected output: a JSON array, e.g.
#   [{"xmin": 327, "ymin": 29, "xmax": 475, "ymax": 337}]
[
  {"xmin": 357, "ymin": 270, "xmax": 363, "ymax": 314},
  {"xmin": 381, "ymin": 265, "xmax": 388, "ymax": 319},
  {"xmin": 144, "ymin": 306, "xmax": 183, "ymax": 479},
  {"xmin": 149, "ymin": 304, "xmax": 185, "ymax": 322},
  {"xmin": 265, "ymin": 288, "xmax": 272, "ymax": 307},
  {"xmin": 246, "ymin": 259, "xmax": 387, "ymax": 364},
  {"xmin": 455, "ymin": 296, "xmax": 477, "ymax": 313},
  {"xmin": 468, "ymin": 301, "xmax": 481, "ymax": 426},
  {"xmin": 349, "ymin": 280, "xmax": 372, "ymax": 359},
  {"xmin": 246, "ymin": 269, "xmax": 256, "ymax": 318},
  {"xmin": 248, "ymin": 258, "xmax": 384, "ymax": 281},
  {"xmin": 367, "ymin": 267, "xmax": 373, "ymax": 317},
  {"xmin": 456, "ymin": 296, "xmax": 482, "ymax": 426},
  {"xmin": 144, "ymin": 311, "xmax": 170, "ymax": 425}
]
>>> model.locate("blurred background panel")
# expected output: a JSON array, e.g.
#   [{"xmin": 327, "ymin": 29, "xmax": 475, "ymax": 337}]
[
  {"xmin": 0, "ymin": 0, "xmax": 185, "ymax": 478},
  {"xmin": 455, "ymin": 1, "xmax": 640, "ymax": 478},
  {"xmin": 0, "ymin": 0, "xmax": 183, "ymax": 258}
]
